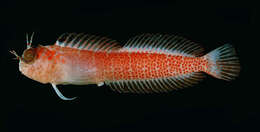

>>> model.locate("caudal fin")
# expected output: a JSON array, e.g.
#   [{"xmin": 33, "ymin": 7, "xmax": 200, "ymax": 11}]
[{"xmin": 205, "ymin": 44, "xmax": 240, "ymax": 81}]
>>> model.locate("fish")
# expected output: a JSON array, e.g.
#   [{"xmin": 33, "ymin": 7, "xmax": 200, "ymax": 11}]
[{"xmin": 10, "ymin": 33, "xmax": 240, "ymax": 100}]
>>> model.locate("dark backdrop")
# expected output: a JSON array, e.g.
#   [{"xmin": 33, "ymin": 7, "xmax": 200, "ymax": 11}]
[{"xmin": 1, "ymin": 0, "xmax": 256, "ymax": 131}]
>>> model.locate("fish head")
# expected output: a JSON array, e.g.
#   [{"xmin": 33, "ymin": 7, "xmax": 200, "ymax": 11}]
[
  {"xmin": 10, "ymin": 33, "xmax": 61, "ymax": 84},
  {"xmin": 9, "ymin": 33, "xmax": 38, "ymax": 76},
  {"xmin": 14, "ymin": 46, "xmax": 45, "ymax": 82},
  {"xmin": 11, "ymin": 45, "xmax": 61, "ymax": 84}
]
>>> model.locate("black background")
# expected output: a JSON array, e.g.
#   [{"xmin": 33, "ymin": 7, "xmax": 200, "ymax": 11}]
[{"xmin": 1, "ymin": 0, "xmax": 256, "ymax": 131}]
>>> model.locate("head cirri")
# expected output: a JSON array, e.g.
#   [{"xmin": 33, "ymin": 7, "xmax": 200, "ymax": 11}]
[
  {"xmin": 10, "ymin": 33, "xmax": 41, "ymax": 80},
  {"xmin": 10, "ymin": 32, "xmax": 37, "ymax": 64}
]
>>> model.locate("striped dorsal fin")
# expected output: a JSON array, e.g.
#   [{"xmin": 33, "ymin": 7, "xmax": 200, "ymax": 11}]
[
  {"xmin": 120, "ymin": 34, "xmax": 204, "ymax": 57},
  {"xmin": 105, "ymin": 72, "xmax": 205, "ymax": 94},
  {"xmin": 55, "ymin": 33, "xmax": 121, "ymax": 52}
]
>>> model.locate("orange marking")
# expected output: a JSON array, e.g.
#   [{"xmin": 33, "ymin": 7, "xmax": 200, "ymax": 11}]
[
  {"xmin": 47, "ymin": 50, "xmax": 56, "ymax": 60},
  {"xmin": 36, "ymin": 47, "xmax": 45, "ymax": 59},
  {"xmin": 61, "ymin": 58, "xmax": 65, "ymax": 64}
]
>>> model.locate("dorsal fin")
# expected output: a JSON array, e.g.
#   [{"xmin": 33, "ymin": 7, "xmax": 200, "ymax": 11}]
[
  {"xmin": 120, "ymin": 34, "xmax": 204, "ymax": 57},
  {"xmin": 55, "ymin": 33, "xmax": 122, "ymax": 52}
]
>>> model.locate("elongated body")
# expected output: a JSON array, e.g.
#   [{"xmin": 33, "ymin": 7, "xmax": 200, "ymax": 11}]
[
  {"xmin": 22, "ymin": 46, "xmax": 204, "ymax": 83},
  {"xmin": 12, "ymin": 33, "xmax": 240, "ymax": 100}
]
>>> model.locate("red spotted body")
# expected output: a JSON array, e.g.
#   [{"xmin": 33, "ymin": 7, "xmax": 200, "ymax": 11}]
[
  {"xmin": 11, "ymin": 33, "xmax": 240, "ymax": 100},
  {"xmin": 95, "ymin": 51, "xmax": 207, "ymax": 81}
]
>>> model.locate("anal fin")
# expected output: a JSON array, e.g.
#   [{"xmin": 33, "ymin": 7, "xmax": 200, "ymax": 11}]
[{"xmin": 105, "ymin": 72, "xmax": 205, "ymax": 94}]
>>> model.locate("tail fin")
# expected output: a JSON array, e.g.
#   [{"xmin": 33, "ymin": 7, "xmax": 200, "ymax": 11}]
[{"xmin": 204, "ymin": 44, "xmax": 240, "ymax": 81}]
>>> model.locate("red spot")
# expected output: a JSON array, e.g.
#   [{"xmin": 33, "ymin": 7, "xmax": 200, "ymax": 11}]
[
  {"xmin": 36, "ymin": 48, "xmax": 45, "ymax": 59},
  {"xmin": 61, "ymin": 59, "xmax": 65, "ymax": 64},
  {"xmin": 47, "ymin": 51, "xmax": 56, "ymax": 60},
  {"xmin": 55, "ymin": 54, "xmax": 61, "ymax": 60}
]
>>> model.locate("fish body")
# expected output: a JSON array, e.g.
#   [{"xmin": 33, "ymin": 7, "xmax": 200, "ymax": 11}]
[
  {"xmin": 95, "ymin": 51, "xmax": 206, "ymax": 83},
  {"xmin": 21, "ymin": 45, "xmax": 205, "ymax": 84},
  {"xmin": 14, "ymin": 33, "xmax": 240, "ymax": 99}
]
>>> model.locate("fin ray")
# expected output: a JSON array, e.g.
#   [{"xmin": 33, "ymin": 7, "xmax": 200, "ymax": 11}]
[
  {"xmin": 105, "ymin": 72, "xmax": 204, "ymax": 94},
  {"xmin": 204, "ymin": 44, "xmax": 240, "ymax": 80},
  {"xmin": 55, "ymin": 33, "xmax": 121, "ymax": 52},
  {"xmin": 51, "ymin": 84, "xmax": 77, "ymax": 100},
  {"xmin": 120, "ymin": 34, "xmax": 204, "ymax": 57}
]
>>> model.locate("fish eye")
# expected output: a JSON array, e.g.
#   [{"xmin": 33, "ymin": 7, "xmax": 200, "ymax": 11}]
[{"xmin": 22, "ymin": 48, "xmax": 36, "ymax": 63}]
